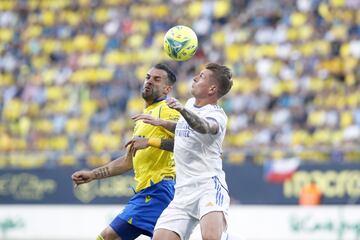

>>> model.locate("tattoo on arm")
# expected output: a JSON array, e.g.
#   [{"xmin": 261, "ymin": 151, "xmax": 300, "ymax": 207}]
[
  {"xmin": 179, "ymin": 108, "xmax": 219, "ymax": 134},
  {"xmin": 160, "ymin": 139, "xmax": 174, "ymax": 152},
  {"xmin": 93, "ymin": 167, "xmax": 110, "ymax": 179}
]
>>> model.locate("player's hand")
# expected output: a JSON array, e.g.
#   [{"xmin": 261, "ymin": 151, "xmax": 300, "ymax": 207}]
[
  {"xmin": 125, "ymin": 136, "xmax": 149, "ymax": 156},
  {"xmin": 71, "ymin": 170, "xmax": 95, "ymax": 188},
  {"xmin": 131, "ymin": 114, "xmax": 162, "ymax": 126},
  {"xmin": 126, "ymin": 144, "xmax": 135, "ymax": 161},
  {"xmin": 166, "ymin": 98, "xmax": 184, "ymax": 111}
]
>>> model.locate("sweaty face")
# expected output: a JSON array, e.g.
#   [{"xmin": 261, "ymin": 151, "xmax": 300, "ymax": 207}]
[
  {"xmin": 142, "ymin": 68, "xmax": 170, "ymax": 102},
  {"xmin": 191, "ymin": 69, "xmax": 216, "ymax": 98}
]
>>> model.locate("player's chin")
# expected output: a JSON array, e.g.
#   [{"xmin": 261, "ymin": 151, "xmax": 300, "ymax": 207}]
[{"xmin": 141, "ymin": 91, "xmax": 151, "ymax": 99}]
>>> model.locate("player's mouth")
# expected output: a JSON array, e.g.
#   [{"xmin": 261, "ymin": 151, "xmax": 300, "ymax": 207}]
[{"xmin": 144, "ymin": 85, "xmax": 152, "ymax": 92}]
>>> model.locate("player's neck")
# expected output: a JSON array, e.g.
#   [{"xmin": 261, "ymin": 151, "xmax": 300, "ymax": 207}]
[
  {"xmin": 145, "ymin": 95, "xmax": 167, "ymax": 107},
  {"xmin": 194, "ymin": 97, "xmax": 217, "ymax": 107}
]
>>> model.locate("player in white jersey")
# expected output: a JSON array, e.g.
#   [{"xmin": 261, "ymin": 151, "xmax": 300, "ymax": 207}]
[{"xmin": 134, "ymin": 63, "xmax": 233, "ymax": 240}]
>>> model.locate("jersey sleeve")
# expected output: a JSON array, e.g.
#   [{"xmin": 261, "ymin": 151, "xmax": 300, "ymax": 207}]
[{"xmin": 205, "ymin": 109, "xmax": 227, "ymax": 134}]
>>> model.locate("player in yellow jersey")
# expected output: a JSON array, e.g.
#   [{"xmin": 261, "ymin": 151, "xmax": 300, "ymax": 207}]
[{"xmin": 71, "ymin": 63, "xmax": 179, "ymax": 240}]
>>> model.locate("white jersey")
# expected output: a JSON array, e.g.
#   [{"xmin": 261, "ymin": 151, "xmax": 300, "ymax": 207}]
[{"xmin": 174, "ymin": 97, "xmax": 228, "ymax": 190}]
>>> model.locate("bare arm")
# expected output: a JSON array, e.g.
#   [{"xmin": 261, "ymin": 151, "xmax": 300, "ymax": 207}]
[
  {"xmin": 92, "ymin": 153, "xmax": 133, "ymax": 179},
  {"xmin": 167, "ymin": 98, "xmax": 219, "ymax": 135},
  {"xmin": 132, "ymin": 114, "xmax": 177, "ymax": 133},
  {"xmin": 178, "ymin": 108, "xmax": 219, "ymax": 134},
  {"xmin": 71, "ymin": 150, "xmax": 133, "ymax": 186},
  {"xmin": 125, "ymin": 137, "xmax": 174, "ymax": 153}
]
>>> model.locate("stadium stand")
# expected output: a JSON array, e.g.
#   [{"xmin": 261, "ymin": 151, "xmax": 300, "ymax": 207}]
[{"xmin": 0, "ymin": 0, "xmax": 359, "ymax": 169}]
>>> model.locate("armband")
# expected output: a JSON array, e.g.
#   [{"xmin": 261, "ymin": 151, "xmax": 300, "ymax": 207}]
[{"xmin": 148, "ymin": 138, "xmax": 161, "ymax": 148}]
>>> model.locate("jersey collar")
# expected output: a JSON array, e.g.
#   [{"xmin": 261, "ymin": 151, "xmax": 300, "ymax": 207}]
[{"xmin": 152, "ymin": 96, "xmax": 167, "ymax": 104}]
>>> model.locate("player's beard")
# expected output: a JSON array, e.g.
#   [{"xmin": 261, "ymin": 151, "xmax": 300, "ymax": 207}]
[{"xmin": 142, "ymin": 86, "xmax": 160, "ymax": 102}]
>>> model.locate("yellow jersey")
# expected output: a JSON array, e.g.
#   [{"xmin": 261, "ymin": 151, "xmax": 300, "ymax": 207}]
[{"xmin": 132, "ymin": 99, "xmax": 180, "ymax": 192}]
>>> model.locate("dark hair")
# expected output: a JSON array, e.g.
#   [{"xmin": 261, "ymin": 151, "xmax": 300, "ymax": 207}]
[
  {"xmin": 154, "ymin": 63, "xmax": 177, "ymax": 86},
  {"xmin": 206, "ymin": 63, "xmax": 233, "ymax": 98}
]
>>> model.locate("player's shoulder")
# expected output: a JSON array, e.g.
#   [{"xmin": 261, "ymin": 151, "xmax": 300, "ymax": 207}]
[
  {"xmin": 206, "ymin": 103, "xmax": 226, "ymax": 115},
  {"xmin": 159, "ymin": 100, "xmax": 180, "ymax": 121},
  {"xmin": 206, "ymin": 104, "xmax": 227, "ymax": 123}
]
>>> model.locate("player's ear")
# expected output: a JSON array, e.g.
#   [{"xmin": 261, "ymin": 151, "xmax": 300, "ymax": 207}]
[
  {"xmin": 208, "ymin": 84, "xmax": 217, "ymax": 96},
  {"xmin": 164, "ymin": 85, "xmax": 172, "ymax": 94}
]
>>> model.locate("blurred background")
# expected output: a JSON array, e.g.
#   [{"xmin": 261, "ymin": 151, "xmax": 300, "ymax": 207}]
[{"xmin": 0, "ymin": 0, "xmax": 359, "ymax": 239}]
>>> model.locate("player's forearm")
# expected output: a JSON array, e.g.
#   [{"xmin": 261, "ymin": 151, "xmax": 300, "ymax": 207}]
[
  {"xmin": 158, "ymin": 119, "xmax": 177, "ymax": 132},
  {"xmin": 148, "ymin": 138, "xmax": 174, "ymax": 152},
  {"xmin": 91, "ymin": 155, "xmax": 133, "ymax": 179},
  {"xmin": 179, "ymin": 108, "xmax": 217, "ymax": 134}
]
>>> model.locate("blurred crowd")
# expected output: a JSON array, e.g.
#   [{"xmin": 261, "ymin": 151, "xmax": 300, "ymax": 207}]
[{"xmin": 0, "ymin": 0, "xmax": 359, "ymax": 169}]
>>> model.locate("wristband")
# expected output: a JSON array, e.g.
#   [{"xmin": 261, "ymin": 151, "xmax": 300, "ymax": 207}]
[{"xmin": 148, "ymin": 138, "xmax": 161, "ymax": 148}]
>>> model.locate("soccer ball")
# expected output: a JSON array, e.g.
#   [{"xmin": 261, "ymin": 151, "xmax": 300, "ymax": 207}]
[{"xmin": 164, "ymin": 25, "xmax": 198, "ymax": 61}]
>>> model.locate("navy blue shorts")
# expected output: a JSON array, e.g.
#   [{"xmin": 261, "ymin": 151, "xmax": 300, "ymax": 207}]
[{"xmin": 110, "ymin": 179, "xmax": 175, "ymax": 239}]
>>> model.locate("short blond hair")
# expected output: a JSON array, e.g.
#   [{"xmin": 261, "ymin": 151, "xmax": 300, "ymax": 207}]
[{"xmin": 206, "ymin": 63, "xmax": 233, "ymax": 98}]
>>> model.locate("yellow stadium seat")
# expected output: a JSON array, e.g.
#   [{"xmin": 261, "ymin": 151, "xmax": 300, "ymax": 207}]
[
  {"xmin": 214, "ymin": 0, "xmax": 230, "ymax": 19},
  {"xmin": 344, "ymin": 151, "xmax": 360, "ymax": 162},
  {"xmin": 87, "ymin": 154, "xmax": 111, "ymax": 167},
  {"xmin": 46, "ymin": 86, "xmax": 63, "ymax": 100},
  {"xmin": 74, "ymin": 35, "xmax": 92, "ymax": 51},
  {"xmin": 187, "ymin": 2, "xmax": 203, "ymax": 18},
  {"xmin": 59, "ymin": 155, "xmax": 77, "ymax": 166},
  {"xmin": 95, "ymin": 8, "xmax": 110, "ymax": 23},
  {"xmin": 307, "ymin": 110, "xmax": 326, "ymax": 126},
  {"xmin": 292, "ymin": 130, "xmax": 309, "ymax": 146},
  {"xmin": 330, "ymin": 0, "xmax": 345, "ymax": 7},
  {"xmin": 0, "ymin": 74, "xmax": 14, "ymax": 87},
  {"xmin": 3, "ymin": 99, "xmax": 22, "ymax": 120},
  {"xmin": 106, "ymin": 134, "xmax": 122, "ymax": 151},
  {"xmin": 89, "ymin": 132, "xmax": 107, "ymax": 153},
  {"xmin": 51, "ymin": 135, "xmax": 69, "ymax": 151},
  {"xmin": 0, "ymin": 133, "xmax": 11, "ymax": 151},
  {"xmin": 0, "ymin": 28, "xmax": 14, "ymax": 42},
  {"xmin": 65, "ymin": 118, "xmax": 88, "ymax": 135},
  {"xmin": 298, "ymin": 25, "xmax": 313, "ymax": 40},
  {"xmin": 212, "ymin": 31, "xmax": 225, "ymax": 47},
  {"xmin": 78, "ymin": 53, "xmax": 102, "ymax": 67},
  {"xmin": 313, "ymin": 128, "xmax": 332, "ymax": 144},
  {"xmin": 234, "ymin": 130, "xmax": 254, "ymax": 146},
  {"xmin": 227, "ymin": 152, "xmax": 245, "ymax": 164},
  {"xmin": 127, "ymin": 97, "xmax": 144, "ymax": 115},
  {"xmin": 34, "ymin": 119, "xmax": 53, "ymax": 133},
  {"xmin": 42, "ymin": 10, "xmax": 55, "ymax": 26},
  {"xmin": 94, "ymin": 34, "xmax": 107, "ymax": 52},
  {"xmin": 109, "ymin": 119, "xmax": 125, "ymax": 133},
  {"xmin": 105, "ymin": 0, "xmax": 130, "ymax": 5},
  {"xmin": 340, "ymin": 111, "xmax": 353, "ymax": 128},
  {"xmin": 63, "ymin": 11, "xmax": 82, "ymax": 26},
  {"xmin": 128, "ymin": 34, "xmax": 145, "ymax": 49},
  {"xmin": 290, "ymin": 12, "xmax": 307, "ymax": 27},
  {"xmin": 0, "ymin": 0, "xmax": 15, "ymax": 10},
  {"xmin": 81, "ymin": 100, "xmax": 98, "ymax": 116}
]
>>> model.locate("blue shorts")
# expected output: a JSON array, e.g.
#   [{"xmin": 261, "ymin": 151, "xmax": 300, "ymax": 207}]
[{"xmin": 110, "ymin": 179, "xmax": 175, "ymax": 239}]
